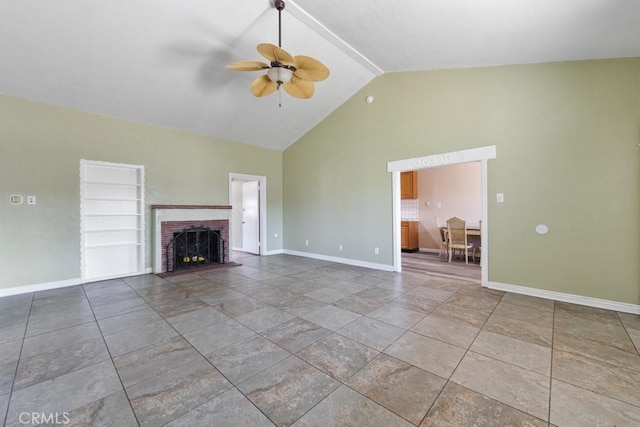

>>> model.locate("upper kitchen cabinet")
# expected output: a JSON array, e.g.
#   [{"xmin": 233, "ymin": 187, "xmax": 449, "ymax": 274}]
[{"xmin": 401, "ymin": 171, "xmax": 418, "ymax": 199}]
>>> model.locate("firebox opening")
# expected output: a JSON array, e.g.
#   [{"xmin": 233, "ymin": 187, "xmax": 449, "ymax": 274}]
[{"xmin": 167, "ymin": 226, "xmax": 225, "ymax": 272}]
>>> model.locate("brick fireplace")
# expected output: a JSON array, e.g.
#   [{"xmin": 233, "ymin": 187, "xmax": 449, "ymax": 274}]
[{"xmin": 152, "ymin": 205, "xmax": 232, "ymax": 273}]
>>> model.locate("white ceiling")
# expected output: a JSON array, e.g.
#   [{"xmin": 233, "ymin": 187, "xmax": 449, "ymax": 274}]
[{"xmin": 1, "ymin": 0, "xmax": 639, "ymax": 151}]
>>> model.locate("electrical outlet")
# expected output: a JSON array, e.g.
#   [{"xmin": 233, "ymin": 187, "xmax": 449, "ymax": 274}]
[
  {"xmin": 374, "ymin": 247, "xmax": 379, "ymax": 255},
  {"xmin": 339, "ymin": 244, "xmax": 343, "ymax": 251},
  {"xmin": 496, "ymin": 193, "xmax": 504, "ymax": 203},
  {"xmin": 10, "ymin": 195, "xmax": 23, "ymax": 205},
  {"xmin": 305, "ymin": 240, "xmax": 309, "ymax": 246},
  {"xmin": 27, "ymin": 196, "xmax": 36, "ymax": 205}
]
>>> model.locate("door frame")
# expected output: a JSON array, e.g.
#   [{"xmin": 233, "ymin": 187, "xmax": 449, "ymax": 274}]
[
  {"xmin": 241, "ymin": 180, "xmax": 261, "ymax": 255},
  {"xmin": 229, "ymin": 173, "xmax": 267, "ymax": 257},
  {"xmin": 387, "ymin": 145, "xmax": 496, "ymax": 286}
]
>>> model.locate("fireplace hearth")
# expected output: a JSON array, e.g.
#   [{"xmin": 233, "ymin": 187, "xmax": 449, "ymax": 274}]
[{"xmin": 168, "ymin": 226, "xmax": 224, "ymax": 272}]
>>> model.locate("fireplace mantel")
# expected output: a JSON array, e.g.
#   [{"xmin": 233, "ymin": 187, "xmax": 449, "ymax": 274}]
[{"xmin": 152, "ymin": 205, "xmax": 232, "ymax": 273}]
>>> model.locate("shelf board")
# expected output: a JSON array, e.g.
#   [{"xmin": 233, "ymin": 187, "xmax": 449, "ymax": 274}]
[
  {"xmin": 84, "ymin": 181, "xmax": 141, "ymax": 188},
  {"xmin": 84, "ymin": 228, "xmax": 142, "ymax": 233},
  {"xmin": 85, "ymin": 242, "xmax": 142, "ymax": 249},
  {"xmin": 84, "ymin": 213, "xmax": 141, "ymax": 217},
  {"xmin": 84, "ymin": 197, "xmax": 141, "ymax": 202}
]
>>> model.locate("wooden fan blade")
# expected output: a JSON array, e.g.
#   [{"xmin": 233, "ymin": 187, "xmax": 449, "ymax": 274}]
[
  {"xmin": 257, "ymin": 43, "xmax": 296, "ymax": 67},
  {"xmin": 293, "ymin": 55, "xmax": 330, "ymax": 82},
  {"xmin": 251, "ymin": 75, "xmax": 278, "ymax": 97},
  {"xmin": 226, "ymin": 60, "xmax": 269, "ymax": 71},
  {"xmin": 283, "ymin": 76, "xmax": 315, "ymax": 99}
]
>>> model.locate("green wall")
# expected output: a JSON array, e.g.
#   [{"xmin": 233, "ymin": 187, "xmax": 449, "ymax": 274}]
[
  {"xmin": 0, "ymin": 96, "xmax": 283, "ymax": 290},
  {"xmin": 284, "ymin": 58, "xmax": 640, "ymax": 305}
]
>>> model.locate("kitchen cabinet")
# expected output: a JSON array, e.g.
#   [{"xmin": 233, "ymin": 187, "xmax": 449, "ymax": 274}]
[
  {"xmin": 400, "ymin": 171, "xmax": 418, "ymax": 199},
  {"xmin": 401, "ymin": 221, "xmax": 419, "ymax": 252}
]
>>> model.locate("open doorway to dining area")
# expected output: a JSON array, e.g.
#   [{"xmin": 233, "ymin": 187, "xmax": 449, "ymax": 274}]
[
  {"xmin": 389, "ymin": 145, "xmax": 496, "ymax": 285},
  {"xmin": 400, "ymin": 161, "xmax": 482, "ymax": 282}
]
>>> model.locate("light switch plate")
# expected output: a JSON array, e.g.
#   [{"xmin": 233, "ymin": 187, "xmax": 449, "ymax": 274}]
[
  {"xmin": 10, "ymin": 195, "xmax": 23, "ymax": 205},
  {"xmin": 496, "ymin": 193, "xmax": 504, "ymax": 203},
  {"xmin": 27, "ymin": 195, "xmax": 37, "ymax": 205}
]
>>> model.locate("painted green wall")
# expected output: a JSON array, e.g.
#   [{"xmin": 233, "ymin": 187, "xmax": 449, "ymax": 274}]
[
  {"xmin": 284, "ymin": 58, "xmax": 640, "ymax": 305},
  {"xmin": 0, "ymin": 96, "xmax": 283, "ymax": 289}
]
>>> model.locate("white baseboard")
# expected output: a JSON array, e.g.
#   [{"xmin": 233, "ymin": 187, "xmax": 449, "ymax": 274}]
[
  {"xmin": 0, "ymin": 278, "xmax": 83, "ymax": 298},
  {"xmin": 283, "ymin": 249, "xmax": 394, "ymax": 272},
  {"xmin": 0, "ymin": 268, "xmax": 154, "ymax": 298},
  {"xmin": 264, "ymin": 249, "xmax": 284, "ymax": 256},
  {"xmin": 487, "ymin": 281, "xmax": 640, "ymax": 315}
]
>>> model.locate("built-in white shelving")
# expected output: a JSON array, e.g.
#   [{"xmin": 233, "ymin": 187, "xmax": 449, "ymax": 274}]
[{"xmin": 80, "ymin": 160, "xmax": 145, "ymax": 282}]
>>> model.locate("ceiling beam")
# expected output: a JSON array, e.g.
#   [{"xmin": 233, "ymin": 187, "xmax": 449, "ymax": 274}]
[{"xmin": 286, "ymin": 0, "xmax": 384, "ymax": 76}]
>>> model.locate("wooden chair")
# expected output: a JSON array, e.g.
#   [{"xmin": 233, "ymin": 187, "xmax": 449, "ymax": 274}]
[
  {"xmin": 434, "ymin": 216, "xmax": 448, "ymax": 257},
  {"xmin": 446, "ymin": 216, "xmax": 473, "ymax": 264},
  {"xmin": 472, "ymin": 220, "xmax": 482, "ymax": 263}
]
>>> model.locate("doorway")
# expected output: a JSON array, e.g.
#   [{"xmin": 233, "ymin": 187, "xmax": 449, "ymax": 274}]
[
  {"xmin": 229, "ymin": 173, "xmax": 267, "ymax": 256},
  {"xmin": 387, "ymin": 145, "xmax": 496, "ymax": 286},
  {"xmin": 401, "ymin": 162, "xmax": 482, "ymax": 281}
]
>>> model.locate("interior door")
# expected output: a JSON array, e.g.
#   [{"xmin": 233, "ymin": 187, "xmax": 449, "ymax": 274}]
[{"xmin": 242, "ymin": 180, "xmax": 260, "ymax": 254}]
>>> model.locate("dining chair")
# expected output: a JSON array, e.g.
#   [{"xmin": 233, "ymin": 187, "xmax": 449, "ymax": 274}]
[
  {"xmin": 446, "ymin": 216, "xmax": 473, "ymax": 264},
  {"xmin": 434, "ymin": 216, "xmax": 448, "ymax": 257},
  {"xmin": 472, "ymin": 220, "xmax": 482, "ymax": 263}
]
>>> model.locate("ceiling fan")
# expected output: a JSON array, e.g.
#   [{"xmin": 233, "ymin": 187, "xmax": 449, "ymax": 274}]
[{"xmin": 226, "ymin": 0, "xmax": 329, "ymax": 103}]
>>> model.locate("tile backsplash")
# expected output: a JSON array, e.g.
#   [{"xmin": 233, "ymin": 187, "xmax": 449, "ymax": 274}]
[{"xmin": 401, "ymin": 199, "xmax": 419, "ymax": 220}]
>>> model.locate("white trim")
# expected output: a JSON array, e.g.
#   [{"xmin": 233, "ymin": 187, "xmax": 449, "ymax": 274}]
[
  {"xmin": 388, "ymin": 145, "xmax": 496, "ymax": 282},
  {"xmin": 392, "ymin": 171, "xmax": 402, "ymax": 272},
  {"xmin": 264, "ymin": 249, "xmax": 285, "ymax": 256},
  {"xmin": 488, "ymin": 281, "xmax": 640, "ymax": 315},
  {"xmin": 229, "ymin": 173, "xmax": 268, "ymax": 259},
  {"xmin": 0, "ymin": 278, "xmax": 81, "ymax": 297},
  {"xmin": 387, "ymin": 145, "xmax": 497, "ymax": 172},
  {"xmin": 284, "ymin": 250, "xmax": 394, "ymax": 272},
  {"xmin": 0, "ymin": 269, "xmax": 154, "ymax": 298},
  {"xmin": 481, "ymin": 158, "xmax": 489, "ymax": 285}
]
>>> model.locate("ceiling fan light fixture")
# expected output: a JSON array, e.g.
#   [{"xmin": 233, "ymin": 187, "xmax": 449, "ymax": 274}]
[
  {"xmin": 226, "ymin": 0, "xmax": 329, "ymax": 103},
  {"xmin": 267, "ymin": 67, "xmax": 293, "ymax": 84}
]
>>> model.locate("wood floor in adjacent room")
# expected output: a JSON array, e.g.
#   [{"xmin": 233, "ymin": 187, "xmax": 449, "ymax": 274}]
[{"xmin": 401, "ymin": 251, "xmax": 481, "ymax": 282}]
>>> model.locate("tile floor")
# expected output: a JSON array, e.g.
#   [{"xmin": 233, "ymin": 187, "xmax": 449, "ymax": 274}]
[{"xmin": 1, "ymin": 253, "xmax": 639, "ymax": 426}]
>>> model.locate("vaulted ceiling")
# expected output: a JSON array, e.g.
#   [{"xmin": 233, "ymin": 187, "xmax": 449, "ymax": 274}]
[{"xmin": 2, "ymin": 0, "xmax": 639, "ymax": 150}]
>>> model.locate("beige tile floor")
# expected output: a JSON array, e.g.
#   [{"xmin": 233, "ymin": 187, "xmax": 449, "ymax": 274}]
[{"xmin": 1, "ymin": 253, "xmax": 639, "ymax": 426}]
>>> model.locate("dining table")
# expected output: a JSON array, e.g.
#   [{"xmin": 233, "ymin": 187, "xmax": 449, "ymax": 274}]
[
  {"xmin": 440, "ymin": 225, "xmax": 481, "ymax": 237},
  {"xmin": 464, "ymin": 225, "xmax": 481, "ymax": 236}
]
